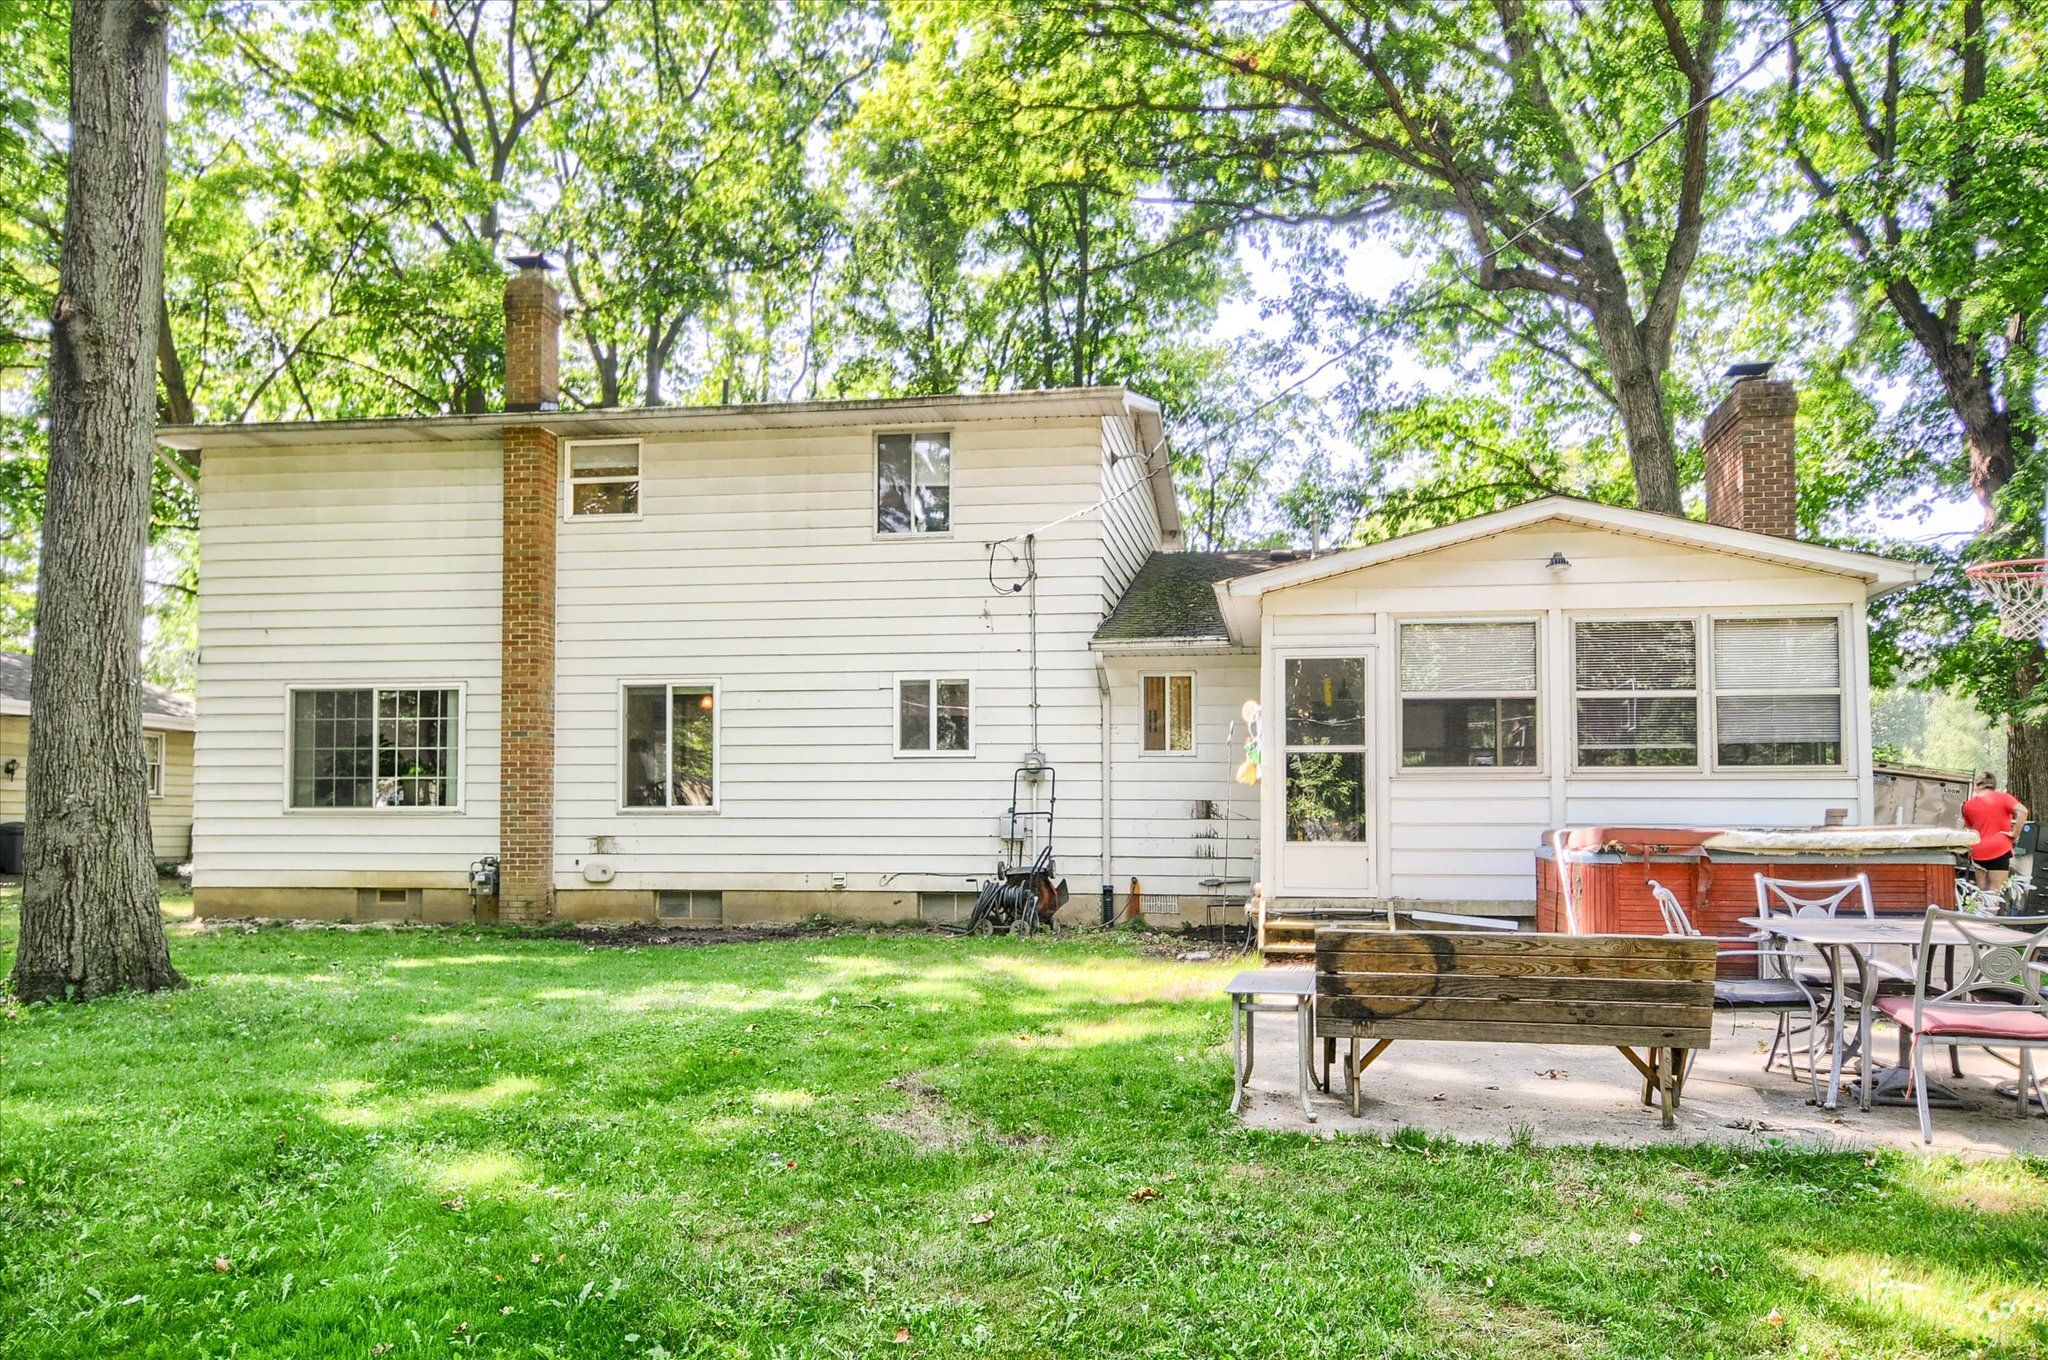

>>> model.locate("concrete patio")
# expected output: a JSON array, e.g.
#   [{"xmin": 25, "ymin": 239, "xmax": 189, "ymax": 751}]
[{"xmin": 1236, "ymin": 1009, "xmax": 2048, "ymax": 1156}]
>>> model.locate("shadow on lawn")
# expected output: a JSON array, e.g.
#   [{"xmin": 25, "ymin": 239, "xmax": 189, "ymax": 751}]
[{"xmin": 6, "ymin": 924, "xmax": 2048, "ymax": 1358}]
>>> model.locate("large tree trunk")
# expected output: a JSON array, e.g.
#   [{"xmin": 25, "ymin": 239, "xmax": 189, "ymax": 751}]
[
  {"xmin": 1587, "ymin": 304, "xmax": 1682, "ymax": 515},
  {"xmin": 11, "ymin": 0, "xmax": 183, "ymax": 1004}
]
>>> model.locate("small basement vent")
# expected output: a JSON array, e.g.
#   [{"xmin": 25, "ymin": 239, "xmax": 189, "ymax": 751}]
[
  {"xmin": 657, "ymin": 889, "xmax": 723, "ymax": 923},
  {"xmin": 358, "ymin": 887, "xmax": 421, "ymax": 916},
  {"xmin": 919, "ymin": 891, "xmax": 978, "ymax": 926}
]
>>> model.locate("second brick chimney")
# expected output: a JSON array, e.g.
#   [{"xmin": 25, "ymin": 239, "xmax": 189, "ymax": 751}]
[
  {"xmin": 498, "ymin": 255, "xmax": 562, "ymax": 924},
  {"xmin": 1703, "ymin": 364, "xmax": 1798, "ymax": 538},
  {"xmin": 504, "ymin": 254, "xmax": 561, "ymax": 412}
]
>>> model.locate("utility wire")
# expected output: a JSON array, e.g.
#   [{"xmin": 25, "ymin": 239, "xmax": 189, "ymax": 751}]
[{"xmin": 987, "ymin": 0, "xmax": 1854, "ymax": 562}]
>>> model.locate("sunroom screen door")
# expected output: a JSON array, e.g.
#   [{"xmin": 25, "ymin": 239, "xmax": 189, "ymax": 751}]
[{"xmin": 1278, "ymin": 655, "xmax": 1372, "ymax": 897}]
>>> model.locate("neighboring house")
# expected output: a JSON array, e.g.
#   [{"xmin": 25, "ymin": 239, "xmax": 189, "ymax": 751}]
[
  {"xmin": 158, "ymin": 260, "xmax": 1926, "ymax": 925},
  {"xmin": 0, "ymin": 651, "xmax": 197, "ymax": 866}
]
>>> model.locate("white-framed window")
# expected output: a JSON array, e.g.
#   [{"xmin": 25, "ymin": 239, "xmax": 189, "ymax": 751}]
[
  {"xmin": 621, "ymin": 681, "xmax": 718, "ymax": 809},
  {"xmin": 1712, "ymin": 617, "xmax": 1844, "ymax": 767},
  {"xmin": 564, "ymin": 438, "xmax": 641, "ymax": 518},
  {"xmin": 876, "ymin": 431, "xmax": 950, "ymax": 534},
  {"xmin": 1142, "ymin": 674, "xmax": 1195, "ymax": 753},
  {"xmin": 289, "ymin": 686, "xmax": 462, "ymax": 809},
  {"xmin": 1573, "ymin": 619, "xmax": 1700, "ymax": 768},
  {"xmin": 145, "ymin": 731, "xmax": 166, "ymax": 799},
  {"xmin": 1397, "ymin": 621, "xmax": 1539, "ymax": 769},
  {"xmin": 896, "ymin": 675, "xmax": 970, "ymax": 754}
]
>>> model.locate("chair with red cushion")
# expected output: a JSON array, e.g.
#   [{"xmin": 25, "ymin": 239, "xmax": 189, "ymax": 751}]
[{"xmin": 1877, "ymin": 908, "xmax": 2048, "ymax": 1143}]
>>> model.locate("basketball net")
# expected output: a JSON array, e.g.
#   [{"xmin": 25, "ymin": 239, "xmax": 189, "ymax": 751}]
[{"xmin": 1966, "ymin": 559, "xmax": 2048, "ymax": 641}]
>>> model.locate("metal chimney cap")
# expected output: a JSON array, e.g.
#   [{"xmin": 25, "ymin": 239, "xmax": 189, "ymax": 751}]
[
  {"xmin": 1723, "ymin": 360, "xmax": 1775, "ymax": 381},
  {"xmin": 507, "ymin": 252, "xmax": 554, "ymax": 273}
]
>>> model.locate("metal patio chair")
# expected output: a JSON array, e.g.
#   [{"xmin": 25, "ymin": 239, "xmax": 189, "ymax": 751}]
[
  {"xmin": 1877, "ymin": 909, "xmax": 2048, "ymax": 1143},
  {"xmin": 1752, "ymin": 872, "xmax": 1905, "ymax": 1098},
  {"xmin": 1651, "ymin": 880, "xmax": 1822, "ymax": 1093}
]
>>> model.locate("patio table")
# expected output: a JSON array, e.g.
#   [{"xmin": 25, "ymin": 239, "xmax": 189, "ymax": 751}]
[
  {"xmin": 1223, "ymin": 968, "xmax": 1316, "ymax": 1122},
  {"xmin": 1739, "ymin": 914, "xmax": 2041, "ymax": 1112}
]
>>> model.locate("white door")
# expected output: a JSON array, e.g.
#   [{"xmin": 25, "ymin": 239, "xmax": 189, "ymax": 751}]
[{"xmin": 1275, "ymin": 653, "xmax": 1373, "ymax": 897}]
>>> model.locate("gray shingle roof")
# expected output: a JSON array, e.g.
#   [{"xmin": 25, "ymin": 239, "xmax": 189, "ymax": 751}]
[
  {"xmin": 1093, "ymin": 551, "xmax": 1288, "ymax": 645},
  {"xmin": 0, "ymin": 651, "xmax": 194, "ymax": 723}
]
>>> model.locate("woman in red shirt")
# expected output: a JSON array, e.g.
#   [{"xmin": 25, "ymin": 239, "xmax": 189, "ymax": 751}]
[{"xmin": 1961, "ymin": 772, "xmax": 2028, "ymax": 891}]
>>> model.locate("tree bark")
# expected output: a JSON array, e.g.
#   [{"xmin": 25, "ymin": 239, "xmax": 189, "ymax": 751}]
[{"xmin": 12, "ymin": 0, "xmax": 183, "ymax": 1003}]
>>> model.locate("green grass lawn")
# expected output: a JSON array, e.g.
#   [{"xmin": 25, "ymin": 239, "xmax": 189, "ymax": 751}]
[{"xmin": 3, "ymin": 892, "xmax": 2046, "ymax": 1359}]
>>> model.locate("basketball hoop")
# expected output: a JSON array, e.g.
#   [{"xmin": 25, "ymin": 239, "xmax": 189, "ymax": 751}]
[{"xmin": 1965, "ymin": 558, "xmax": 2048, "ymax": 641}]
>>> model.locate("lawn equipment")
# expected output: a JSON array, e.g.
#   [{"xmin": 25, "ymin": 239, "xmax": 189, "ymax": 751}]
[{"xmin": 948, "ymin": 764, "xmax": 1068, "ymax": 936}]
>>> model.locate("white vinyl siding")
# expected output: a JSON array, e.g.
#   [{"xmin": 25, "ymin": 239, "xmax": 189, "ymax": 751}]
[
  {"xmin": 192, "ymin": 438, "xmax": 501, "ymax": 887},
  {"xmin": 551, "ymin": 414, "xmax": 1139, "ymax": 892},
  {"xmin": 1105, "ymin": 655, "xmax": 1261, "ymax": 899},
  {"xmin": 1398, "ymin": 621, "xmax": 1539, "ymax": 769},
  {"xmin": 1713, "ymin": 617, "xmax": 1844, "ymax": 767}
]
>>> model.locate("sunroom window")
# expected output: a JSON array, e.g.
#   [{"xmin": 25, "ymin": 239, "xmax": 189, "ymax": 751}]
[
  {"xmin": 1574, "ymin": 620, "xmax": 1699, "ymax": 767},
  {"xmin": 1713, "ymin": 618, "xmax": 1843, "ymax": 767},
  {"xmin": 290, "ymin": 687, "xmax": 460, "ymax": 808},
  {"xmin": 1398, "ymin": 622, "xmax": 1538, "ymax": 768}
]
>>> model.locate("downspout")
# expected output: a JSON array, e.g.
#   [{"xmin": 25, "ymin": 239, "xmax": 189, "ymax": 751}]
[
  {"xmin": 1026, "ymin": 534, "xmax": 1040, "ymax": 757},
  {"xmin": 1096, "ymin": 656, "xmax": 1113, "ymax": 895}
]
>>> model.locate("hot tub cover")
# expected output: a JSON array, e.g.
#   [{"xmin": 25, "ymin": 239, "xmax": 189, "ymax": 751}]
[{"xmin": 1701, "ymin": 826, "xmax": 1975, "ymax": 855}]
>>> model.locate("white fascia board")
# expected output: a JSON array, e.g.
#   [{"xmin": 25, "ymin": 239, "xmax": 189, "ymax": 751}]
[
  {"xmin": 159, "ymin": 386, "xmax": 1151, "ymax": 453},
  {"xmin": 1214, "ymin": 497, "xmax": 1929, "ymax": 602}
]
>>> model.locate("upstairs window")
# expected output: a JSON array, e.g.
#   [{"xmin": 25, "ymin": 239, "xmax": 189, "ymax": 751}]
[
  {"xmin": 290, "ymin": 687, "xmax": 461, "ymax": 809},
  {"xmin": 876, "ymin": 432, "xmax": 949, "ymax": 534},
  {"xmin": 1574, "ymin": 620, "xmax": 1699, "ymax": 767},
  {"xmin": 1142, "ymin": 674, "xmax": 1195, "ymax": 752},
  {"xmin": 146, "ymin": 732, "xmax": 166, "ymax": 798},
  {"xmin": 1713, "ymin": 618, "xmax": 1843, "ymax": 767},
  {"xmin": 565, "ymin": 439, "xmax": 641, "ymax": 517},
  {"xmin": 623, "ymin": 683, "xmax": 717, "ymax": 808},
  {"xmin": 897, "ymin": 676, "xmax": 970, "ymax": 754},
  {"xmin": 1399, "ymin": 622, "xmax": 1539, "ymax": 768}
]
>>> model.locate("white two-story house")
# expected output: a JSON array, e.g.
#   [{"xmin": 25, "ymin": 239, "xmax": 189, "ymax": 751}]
[{"xmin": 162, "ymin": 260, "xmax": 1924, "ymax": 927}]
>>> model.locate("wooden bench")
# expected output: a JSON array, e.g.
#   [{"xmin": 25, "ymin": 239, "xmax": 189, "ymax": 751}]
[{"xmin": 1314, "ymin": 928, "xmax": 1716, "ymax": 1128}]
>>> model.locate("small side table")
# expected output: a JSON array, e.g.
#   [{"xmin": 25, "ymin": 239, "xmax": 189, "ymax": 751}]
[{"xmin": 1224, "ymin": 968, "xmax": 1316, "ymax": 1121}]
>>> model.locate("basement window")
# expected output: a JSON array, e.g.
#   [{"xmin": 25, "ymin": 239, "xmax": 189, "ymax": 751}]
[
  {"xmin": 623, "ymin": 682, "xmax": 718, "ymax": 809},
  {"xmin": 289, "ymin": 687, "xmax": 461, "ymax": 809},
  {"xmin": 896, "ymin": 676, "xmax": 970, "ymax": 754},
  {"xmin": 565, "ymin": 438, "xmax": 641, "ymax": 517},
  {"xmin": 876, "ymin": 432, "xmax": 949, "ymax": 534},
  {"xmin": 1142, "ymin": 674, "xmax": 1195, "ymax": 753}
]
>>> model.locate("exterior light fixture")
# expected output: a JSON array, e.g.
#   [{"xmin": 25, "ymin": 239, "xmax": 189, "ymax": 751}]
[
  {"xmin": 1, "ymin": 758, "xmax": 16, "ymax": 776},
  {"xmin": 1545, "ymin": 551, "xmax": 1570, "ymax": 574}
]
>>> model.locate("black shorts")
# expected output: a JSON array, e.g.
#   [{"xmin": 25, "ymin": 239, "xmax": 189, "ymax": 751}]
[{"xmin": 1972, "ymin": 851, "xmax": 2013, "ymax": 872}]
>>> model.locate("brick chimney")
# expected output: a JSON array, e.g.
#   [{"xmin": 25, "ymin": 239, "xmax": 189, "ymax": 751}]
[
  {"xmin": 498, "ymin": 254, "xmax": 561, "ymax": 923},
  {"xmin": 1702, "ymin": 363, "xmax": 1797, "ymax": 538},
  {"xmin": 504, "ymin": 253, "xmax": 561, "ymax": 412}
]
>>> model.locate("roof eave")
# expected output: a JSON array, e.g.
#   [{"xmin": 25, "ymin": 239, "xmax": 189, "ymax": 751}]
[
  {"xmin": 1121, "ymin": 392, "xmax": 1181, "ymax": 539},
  {"xmin": 1220, "ymin": 497, "xmax": 1930, "ymax": 600},
  {"xmin": 158, "ymin": 386, "xmax": 1152, "ymax": 453},
  {"xmin": 1089, "ymin": 636, "xmax": 1249, "ymax": 656}
]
